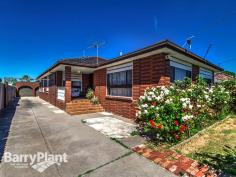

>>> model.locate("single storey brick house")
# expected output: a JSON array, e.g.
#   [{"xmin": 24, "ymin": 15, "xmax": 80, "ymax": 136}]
[{"xmin": 37, "ymin": 40, "xmax": 223, "ymax": 119}]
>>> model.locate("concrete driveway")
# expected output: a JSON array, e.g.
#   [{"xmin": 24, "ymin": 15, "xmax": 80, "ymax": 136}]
[{"xmin": 0, "ymin": 97, "xmax": 175, "ymax": 177}]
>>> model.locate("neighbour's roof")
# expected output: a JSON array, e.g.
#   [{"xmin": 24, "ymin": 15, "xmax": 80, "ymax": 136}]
[{"xmin": 37, "ymin": 40, "xmax": 223, "ymax": 79}]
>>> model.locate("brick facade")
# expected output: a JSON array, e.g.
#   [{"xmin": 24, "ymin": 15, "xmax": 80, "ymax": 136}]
[
  {"xmin": 93, "ymin": 53, "xmax": 170, "ymax": 119},
  {"xmin": 39, "ymin": 71, "xmax": 66, "ymax": 110},
  {"xmin": 49, "ymin": 73, "xmax": 56, "ymax": 105},
  {"xmin": 133, "ymin": 53, "xmax": 170, "ymax": 100},
  {"xmin": 65, "ymin": 66, "xmax": 72, "ymax": 103},
  {"xmin": 39, "ymin": 92, "xmax": 49, "ymax": 102},
  {"xmin": 192, "ymin": 65, "xmax": 200, "ymax": 82},
  {"xmin": 38, "ymin": 53, "xmax": 217, "ymax": 119}
]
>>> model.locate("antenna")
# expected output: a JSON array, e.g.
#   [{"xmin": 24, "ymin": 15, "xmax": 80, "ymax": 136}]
[
  {"xmin": 88, "ymin": 41, "xmax": 105, "ymax": 65},
  {"xmin": 120, "ymin": 50, "xmax": 123, "ymax": 56},
  {"xmin": 204, "ymin": 44, "xmax": 212, "ymax": 59},
  {"xmin": 182, "ymin": 36, "xmax": 195, "ymax": 50}
]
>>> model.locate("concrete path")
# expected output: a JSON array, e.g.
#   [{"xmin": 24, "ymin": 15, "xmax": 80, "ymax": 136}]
[{"xmin": 0, "ymin": 97, "xmax": 175, "ymax": 177}]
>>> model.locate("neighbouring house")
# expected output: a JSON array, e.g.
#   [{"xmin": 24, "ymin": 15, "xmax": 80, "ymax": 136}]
[
  {"xmin": 214, "ymin": 72, "xmax": 235, "ymax": 83},
  {"xmin": 37, "ymin": 40, "xmax": 223, "ymax": 119}
]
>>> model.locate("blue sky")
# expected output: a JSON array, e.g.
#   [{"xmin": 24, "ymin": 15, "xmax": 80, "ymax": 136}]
[{"xmin": 0, "ymin": 0, "xmax": 236, "ymax": 79}]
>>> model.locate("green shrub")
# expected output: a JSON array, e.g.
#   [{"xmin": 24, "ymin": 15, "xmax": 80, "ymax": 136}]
[
  {"xmin": 86, "ymin": 88, "xmax": 94, "ymax": 100},
  {"xmin": 218, "ymin": 80, "xmax": 236, "ymax": 113},
  {"xmin": 86, "ymin": 88, "xmax": 100, "ymax": 105},
  {"xmin": 137, "ymin": 77, "xmax": 231, "ymax": 143},
  {"xmin": 90, "ymin": 96, "xmax": 99, "ymax": 105}
]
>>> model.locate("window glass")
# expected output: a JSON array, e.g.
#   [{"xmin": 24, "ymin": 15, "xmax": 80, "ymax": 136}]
[
  {"xmin": 170, "ymin": 66, "xmax": 192, "ymax": 82},
  {"xmin": 107, "ymin": 70, "xmax": 132, "ymax": 97},
  {"xmin": 199, "ymin": 68, "xmax": 213, "ymax": 84}
]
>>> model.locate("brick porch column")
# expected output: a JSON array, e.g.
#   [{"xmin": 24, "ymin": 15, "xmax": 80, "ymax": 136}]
[
  {"xmin": 65, "ymin": 66, "xmax": 71, "ymax": 103},
  {"xmin": 56, "ymin": 71, "xmax": 63, "ymax": 86},
  {"xmin": 192, "ymin": 65, "xmax": 200, "ymax": 82}
]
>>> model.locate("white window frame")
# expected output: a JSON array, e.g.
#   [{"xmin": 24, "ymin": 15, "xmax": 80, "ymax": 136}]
[
  {"xmin": 199, "ymin": 68, "xmax": 213, "ymax": 80},
  {"xmin": 170, "ymin": 60, "xmax": 192, "ymax": 82},
  {"xmin": 170, "ymin": 61, "xmax": 192, "ymax": 71}
]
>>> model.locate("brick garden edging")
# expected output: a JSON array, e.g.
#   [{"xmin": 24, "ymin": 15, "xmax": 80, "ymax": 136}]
[{"xmin": 132, "ymin": 144, "xmax": 217, "ymax": 177}]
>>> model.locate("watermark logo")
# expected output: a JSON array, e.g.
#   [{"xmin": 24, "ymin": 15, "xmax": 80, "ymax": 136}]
[{"xmin": 3, "ymin": 152, "xmax": 68, "ymax": 173}]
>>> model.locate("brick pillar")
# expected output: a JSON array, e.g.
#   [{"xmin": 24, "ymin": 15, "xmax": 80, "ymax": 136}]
[
  {"xmin": 163, "ymin": 58, "xmax": 171, "ymax": 86},
  {"xmin": 212, "ymin": 71, "xmax": 215, "ymax": 83},
  {"xmin": 192, "ymin": 65, "xmax": 200, "ymax": 82},
  {"xmin": 65, "ymin": 66, "xmax": 71, "ymax": 103},
  {"xmin": 56, "ymin": 71, "xmax": 63, "ymax": 86},
  {"xmin": 133, "ymin": 60, "xmax": 140, "ymax": 101},
  {"xmin": 33, "ymin": 88, "xmax": 36, "ymax": 96}
]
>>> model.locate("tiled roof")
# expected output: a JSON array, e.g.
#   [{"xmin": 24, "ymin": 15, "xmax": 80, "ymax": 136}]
[
  {"xmin": 37, "ymin": 40, "xmax": 223, "ymax": 79},
  {"xmin": 60, "ymin": 57, "xmax": 108, "ymax": 66}
]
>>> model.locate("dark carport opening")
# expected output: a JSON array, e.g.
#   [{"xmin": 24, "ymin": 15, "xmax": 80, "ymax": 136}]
[{"xmin": 18, "ymin": 86, "xmax": 34, "ymax": 97}]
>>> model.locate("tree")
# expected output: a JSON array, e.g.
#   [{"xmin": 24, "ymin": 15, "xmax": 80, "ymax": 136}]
[
  {"xmin": 3, "ymin": 77, "xmax": 17, "ymax": 86},
  {"xmin": 0, "ymin": 78, "xmax": 2, "ymax": 83},
  {"xmin": 20, "ymin": 75, "xmax": 31, "ymax": 82},
  {"xmin": 223, "ymin": 71, "xmax": 236, "ymax": 78}
]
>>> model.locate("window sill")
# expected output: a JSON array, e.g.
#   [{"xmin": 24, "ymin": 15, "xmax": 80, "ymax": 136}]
[{"xmin": 105, "ymin": 96, "xmax": 133, "ymax": 102}]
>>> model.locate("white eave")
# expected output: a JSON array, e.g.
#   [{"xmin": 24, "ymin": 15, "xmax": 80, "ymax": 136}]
[
  {"xmin": 38, "ymin": 64, "xmax": 95, "ymax": 80},
  {"xmin": 96, "ymin": 47, "xmax": 221, "ymax": 72}
]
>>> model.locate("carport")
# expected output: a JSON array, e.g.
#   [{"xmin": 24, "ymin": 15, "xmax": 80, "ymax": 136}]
[
  {"xmin": 16, "ymin": 82, "xmax": 39, "ymax": 97},
  {"xmin": 18, "ymin": 86, "xmax": 34, "ymax": 97}
]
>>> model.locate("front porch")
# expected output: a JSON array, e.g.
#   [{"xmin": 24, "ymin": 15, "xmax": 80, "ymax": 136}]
[{"xmin": 38, "ymin": 65, "xmax": 104, "ymax": 114}]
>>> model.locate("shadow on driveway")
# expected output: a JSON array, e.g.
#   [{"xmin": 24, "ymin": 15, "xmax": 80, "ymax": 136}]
[{"xmin": 0, "ymin": 98, "xmax": 19, "ymax": 161}]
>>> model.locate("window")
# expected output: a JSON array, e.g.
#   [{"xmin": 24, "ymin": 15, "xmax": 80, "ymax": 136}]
[
  {"xmin": 170, "ymin": 61, "xmax": 192, "ymax": 82},
  {"xmin": 199, "ymin": 68, "xmax": 213, "ymax": 84},
  {"xmin": 39, "ymin": 78, "xmax": 49, "ymax": 92},
  {"xmin": 107, "ymin": 63, "xmax": 132, "ymax": 97}
]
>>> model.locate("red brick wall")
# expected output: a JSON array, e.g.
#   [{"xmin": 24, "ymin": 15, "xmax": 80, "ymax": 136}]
[
  {"xmin": 55, "ymin": 71, "xmax": 65, "ymax": 109},
  {"xmin": 93, "ymin": 53, "xmax": 170, "ymax": 119},
  {"xmin": 39, "ymin": 71, "xmax": 66, "ymax": 110},
  {"xmin": 65, "ymin": 66, "xmax": 71, "ymax": 103},
  {"xmin": 49, "ymin": 73, "xmax": 56, "ymax": 105},
  {"xmin": 56, "ymin": 71, "xmax": 63, "ymax": 86},
  {"xmin": 133, "ymin": 53, "xmax": 170, "ymax": 100},
  {"xmin": 56, "ymin": 100, "xmax": 65, "ymax": 110},
  {"xmin": 16, "ymin": 82, "xmax": 39, "ymax": 96},
  {"xmin": 39, "ymin": 92, "xmax": 49, "ymax": 102},
  {"xmin": 192, "ymin": 65, "xmax": 199, "ymax": 82}
]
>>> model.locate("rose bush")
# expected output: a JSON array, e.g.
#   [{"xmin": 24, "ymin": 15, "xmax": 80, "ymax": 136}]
[
  {"xmin": 218, "ymin": 80, "xmax": 236, "ymax": 113},
  {"xmin": 137, "ymin": 77, "xmax": 232, "ymax": 143}
]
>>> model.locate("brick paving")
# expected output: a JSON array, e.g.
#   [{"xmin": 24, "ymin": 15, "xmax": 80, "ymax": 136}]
[{"xmin": 132, "ymin": 144, "xmax": 217, "ymax": 177}]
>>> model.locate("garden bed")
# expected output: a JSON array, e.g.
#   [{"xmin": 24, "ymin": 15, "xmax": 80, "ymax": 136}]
[{"xmin": 135, "ymin": 78, "xmax": 236, "ymax": 176}]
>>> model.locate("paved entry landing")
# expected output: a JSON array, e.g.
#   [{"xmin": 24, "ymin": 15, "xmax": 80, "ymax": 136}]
[{"xmin": 84, "ymin": 117, "xmax": 137, "ymax": 139}]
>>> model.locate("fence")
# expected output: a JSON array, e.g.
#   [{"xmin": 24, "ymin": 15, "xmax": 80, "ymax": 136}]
[{"xmin": 0, "ymin": 83, "xmax": 16, "ymax": 111}]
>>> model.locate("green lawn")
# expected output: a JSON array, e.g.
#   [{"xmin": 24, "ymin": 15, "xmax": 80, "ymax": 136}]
[{"xmin": 175, "ymin": 116, "xmax": 236, "ymax": 176}]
